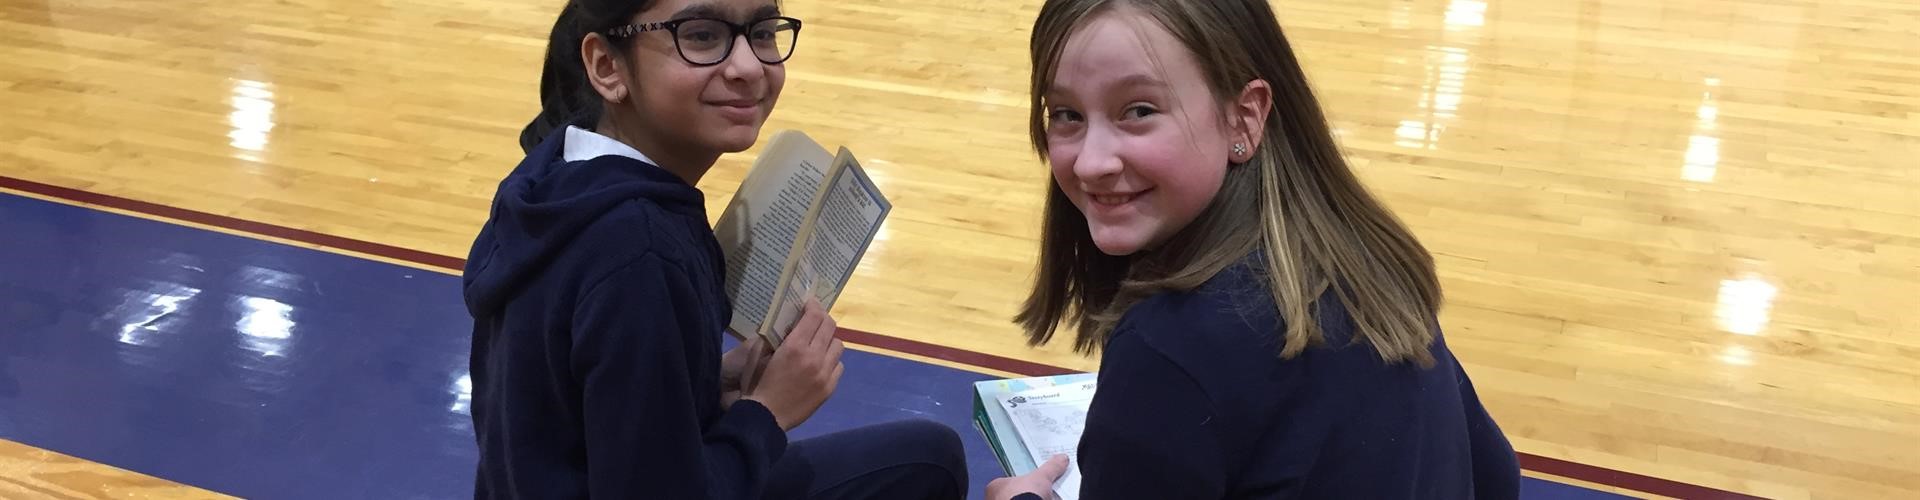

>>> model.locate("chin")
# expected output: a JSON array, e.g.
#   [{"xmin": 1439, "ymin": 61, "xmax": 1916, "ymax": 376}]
[
  {"xmin": 710, "ymin": 127, "xmax": 762, "ymax": 153},
  {"xmin": 1089, "ymin": 228, "xmax": 1147, "ymax": 256}
]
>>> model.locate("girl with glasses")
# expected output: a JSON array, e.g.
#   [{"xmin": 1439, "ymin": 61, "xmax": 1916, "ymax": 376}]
[{"xmin": 464, "ymin": 1, "xmax": 966, "ymax": 498}]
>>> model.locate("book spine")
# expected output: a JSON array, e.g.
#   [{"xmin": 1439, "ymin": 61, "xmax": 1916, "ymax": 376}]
[{"xmin": 973, "ymin": 393, "xmax": 1015, "ymax": 475}]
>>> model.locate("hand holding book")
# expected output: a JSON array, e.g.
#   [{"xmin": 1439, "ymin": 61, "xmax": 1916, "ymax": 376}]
[
  {"xmin": 738, "ymin": 297, "xmax": 845, "ymax": 431},
  {"xmin": 987, "ymin": 455, "xmax": 1071, "ymax": 500},
  {"xmin": 973, "ymin": 374, "xmax": 1096, "ymax": 500}
]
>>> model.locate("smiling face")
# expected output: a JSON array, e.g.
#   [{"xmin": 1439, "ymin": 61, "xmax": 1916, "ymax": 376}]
[
  {"xmin": 584, "ymin": 0, "xmax": 790, "ymax": 166},
  {"xmin": 627, "ymin": 0, "xmax": 787, "ymax": 153},
  {"xmin": 1041, "ymin": 8, "xmax": 1239, "ymax": 256}
]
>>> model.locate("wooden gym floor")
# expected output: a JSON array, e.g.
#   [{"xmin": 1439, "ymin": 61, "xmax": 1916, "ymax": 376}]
[{"xmin": 2, "ymin": 0, "xmax": 1916, "ymax": 498}]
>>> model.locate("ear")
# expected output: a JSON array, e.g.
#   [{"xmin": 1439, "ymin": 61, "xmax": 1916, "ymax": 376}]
[
  {"xmin": 580, "ymin": 33, "xmax": 631, "ymax": 104},
  {"xmin": 1228, "ymin": 79, "xmax": 1273, "ymax": 162}
]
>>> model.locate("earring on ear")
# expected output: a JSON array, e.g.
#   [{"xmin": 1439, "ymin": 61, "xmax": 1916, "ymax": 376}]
[{"xmin": 1232, "ymin": 143, "xmax": 1247, "ymax": 157}]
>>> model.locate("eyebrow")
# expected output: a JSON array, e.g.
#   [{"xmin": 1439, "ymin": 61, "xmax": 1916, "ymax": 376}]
[
  {"xmin": 671, "ymin": 4, "xmax": 725, "ymax": 20},
  {"xmin": 671, "ymin": 3, "xmax": 782, "ymax": 21},
  {"xmin": 1046, "ymin": 73, "xmax": 1168, "ymax": 97},
  {"xmin": 1115, "ymin": 74, "xmax": 1168, "ymax": 90}
]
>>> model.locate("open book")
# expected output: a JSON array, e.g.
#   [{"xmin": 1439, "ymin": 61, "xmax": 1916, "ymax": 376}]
[
  {"xmin": 973, "ymin": 373, "xmax": 1098, "ymax": 500},
  {"xmin": 714, "ymin": 130, "xmax": 891, "ymax": 349}
]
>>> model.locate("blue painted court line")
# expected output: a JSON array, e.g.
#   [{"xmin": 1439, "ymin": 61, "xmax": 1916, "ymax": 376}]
[{"xmin": 0, "ymin": 191, "xmax": 1626, "ymax": 499}]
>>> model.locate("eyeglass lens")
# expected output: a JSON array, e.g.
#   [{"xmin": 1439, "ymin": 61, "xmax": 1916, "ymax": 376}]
[{"xmin": 674, "ymin": 18, "xmax": 798, "ymax": 65}]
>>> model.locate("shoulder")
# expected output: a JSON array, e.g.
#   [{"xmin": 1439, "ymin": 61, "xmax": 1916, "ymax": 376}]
[
  {"xmin": 1115, "ymin": 259, "xmax": 1289, "ymax": 362},
  {"xmin": 1116, "ymin": 252, "xmax": 1382, "ymax": 356},
  {"xmin": 1108, "ymin": 256, "xmax": 1384, "ymax": 399},
  {"xmin": 1104, "ymin": 260, "xmax": 1289, "ymax": 409},
  {"xmin": 566, "ymin": 198, "xmax": 710, "ymax": 290}
]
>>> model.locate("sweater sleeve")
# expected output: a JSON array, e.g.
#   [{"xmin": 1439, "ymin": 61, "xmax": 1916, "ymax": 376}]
[
  {"xmin": 1456, "ymin": 361, "xmax": 1520, "ymax": 500},
  {"xmin": 1076, "ymin": 329, "xmax": 1230, "ymax": 499},
  {"xmin": 570, "ymin": 254, "xmax": 787, "ymax": 499}
]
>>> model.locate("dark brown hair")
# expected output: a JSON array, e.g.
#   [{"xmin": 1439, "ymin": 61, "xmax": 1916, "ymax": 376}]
[
  {"xmin": 1016, "ymin": 0, "xmax": 1443, "ymax": 366},
  {"xmin": 519, "ymin": 0, "xmax": 656, "ymax": 152}
]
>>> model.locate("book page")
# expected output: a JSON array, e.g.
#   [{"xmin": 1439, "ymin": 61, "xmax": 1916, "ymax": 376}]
[
  {"xmin": 761, "ymin": 252, "xmax": 817, "ymax": 348},
  {"xmin": 714, "ymin": 131, "xmax": 833, "ymax": 338},
  {"xmin": 793, "ymin": 149, "xmax": 889, "ymax": 309},
  {"xmin": 997, "ymin": 380, "xmax": 1097, "ymax": 500},
  {"xmin": 973, "ymin": 373, "xmax": 1099, "ymax": 477}
]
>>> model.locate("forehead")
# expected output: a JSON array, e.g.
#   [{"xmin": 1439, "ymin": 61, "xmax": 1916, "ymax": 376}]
[
  {"xmin": 642, "ymin": 0, "xmax": 780, "ymax": 20},
  {"xmin": 1048, "ymin": 9, "xmax": 1197, "ymax": 97}
]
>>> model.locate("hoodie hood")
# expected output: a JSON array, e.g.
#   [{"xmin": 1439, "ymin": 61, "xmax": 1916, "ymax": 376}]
[{"xmin": 462, "ymin": 127, "xmax": 707, "ymax": 316}]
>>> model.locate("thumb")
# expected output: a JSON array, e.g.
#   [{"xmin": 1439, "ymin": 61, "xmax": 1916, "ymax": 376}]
[{"xmin": 1036, "ymin": 454, "xmax": 1071, "ymax": 481}]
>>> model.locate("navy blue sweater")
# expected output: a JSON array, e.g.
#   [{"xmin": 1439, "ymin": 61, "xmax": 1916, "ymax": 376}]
[
  {"xmin": 1051, "ymin": 256, "xmax": 1520, "ymax": 499},
  {"xmin": 463, "ymin": 128, "xmax": 786, "ymax": 499}
]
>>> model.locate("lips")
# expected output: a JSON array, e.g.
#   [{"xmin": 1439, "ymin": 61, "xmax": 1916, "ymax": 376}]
[
  {"xmin": 708, "ymin": 98, "xmax": 763, "ymax": 122},
  {"xmin": 1088, "ymin": 190, "xmax": 1146, "ymax": 207},
  {"xmin": 709, "ymin": 98, "xmax": 760, "ymax": 108}
]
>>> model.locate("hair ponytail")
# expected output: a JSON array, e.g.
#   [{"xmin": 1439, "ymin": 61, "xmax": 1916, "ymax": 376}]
[{"xmin": 520, "ymin": 0, "xmax": 654, "ymax": 153}]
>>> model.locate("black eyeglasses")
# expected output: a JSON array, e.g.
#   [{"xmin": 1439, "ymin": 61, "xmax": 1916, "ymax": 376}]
[{"xmin": 607, "ymin": 16, "xmax": 802, "ymax": 67}]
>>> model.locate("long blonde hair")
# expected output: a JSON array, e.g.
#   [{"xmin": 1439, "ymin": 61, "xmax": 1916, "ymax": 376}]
[{"xmin": 1015, "ymin": 0, "xmax": 1443, "ymax": 367}]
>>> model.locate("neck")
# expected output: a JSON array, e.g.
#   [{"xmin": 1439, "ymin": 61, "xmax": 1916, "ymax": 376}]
[{"xmin": 596, "ymin": 111, "xmax": 719, "ymax": 185}]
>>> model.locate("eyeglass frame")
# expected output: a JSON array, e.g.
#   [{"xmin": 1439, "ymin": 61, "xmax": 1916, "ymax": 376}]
[{"xmin": 605, "ymin": 16, "xmax": 804, "ymax": 67}]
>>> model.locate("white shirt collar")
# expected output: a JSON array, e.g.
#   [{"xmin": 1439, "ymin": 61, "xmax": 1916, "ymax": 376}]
[{"xmin": 563, "ymin": 125, "xmax": 658, "ymax": 166}]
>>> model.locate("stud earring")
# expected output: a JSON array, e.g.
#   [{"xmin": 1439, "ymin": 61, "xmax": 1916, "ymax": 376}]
[{"xmin": 1232, "ymin": 143, "xmax": 1247, "ymax": 156}]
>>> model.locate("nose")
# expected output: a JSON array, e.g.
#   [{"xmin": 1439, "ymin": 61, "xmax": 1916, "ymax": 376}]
[
  {"xmin": 718, "ymin": 33, "xmax": 765, "ymax": 81},
  {"xmin": 1072, "ymin": 123, "xmax": 1123, "ymax": 181}
]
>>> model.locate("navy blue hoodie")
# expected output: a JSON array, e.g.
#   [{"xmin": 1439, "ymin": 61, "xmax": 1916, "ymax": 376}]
[
  {"xmin": 1021, "ymin": 254, "xmax": 1519, "ymax": 499},
  {"xmin": 463, "ymin": 127, "xmax": 786, "ymax": 499}
]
